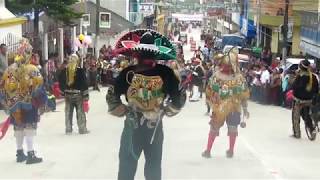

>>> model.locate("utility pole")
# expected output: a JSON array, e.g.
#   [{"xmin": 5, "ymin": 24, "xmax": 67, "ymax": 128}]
[
  {"xmin": 282, "ymin": 0, "xmax": 289, "ymax": 67},
  {"xmin": 95, "ymin": 0, "xmax": 101, "ymax": 58},
  {"xmin": 256, "ymin": 0, "xmax": 261, "ymax": 47},
  {"xmin": 228, "ymin": 14, "xmax": 231, "ymax": 34},
  {"xmin": 58, "ymin": 28, "xmax": 64, "ymax": 64},
  {"xmin": 155, "ymin": 0, "xmax": 161, "ymax": 31}
]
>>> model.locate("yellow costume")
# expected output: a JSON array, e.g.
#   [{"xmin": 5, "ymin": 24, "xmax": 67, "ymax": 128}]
[
  {"xmin": 0, "ymin": 38, "xmax": 46, "ymax": 164},
  {"xmin": 206, "ymin": 48, "xmax": 249, "ymax": 129},
  {"xmin": 1, "ymin": 39, "xmax": 45, "ymax": 126},
  {"xmin": 202, "ymin": 47, "xmax": 250, "ymax": 158}
]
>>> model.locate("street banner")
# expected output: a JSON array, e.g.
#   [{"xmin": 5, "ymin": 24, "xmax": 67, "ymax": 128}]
[{"xmin": 99, "ymin": 12, "xmax": 111, "ymax": 28}]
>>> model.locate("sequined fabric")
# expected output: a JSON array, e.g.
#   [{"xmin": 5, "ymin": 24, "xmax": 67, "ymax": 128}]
[
  {"xmin": 127, "ymin": 73, "xmax": 165, "ymax": 120},
  {"xmin": 206, "ymin": 72, "xmax": 250, "ymax": 129},
  {"xmin": 1, "ymin": 63, "xmax": 45, "ymax": 126}
]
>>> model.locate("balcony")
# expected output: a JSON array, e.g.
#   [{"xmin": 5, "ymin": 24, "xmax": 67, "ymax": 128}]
[
  {"xmin": 249, "ymin": 14, "xmax": 301, "ymax": 27},
  {"xmin": 248, "ymin": 0, "xmax": 302, "ymax": 26},
  {"xmin": 292, "ymin": 0, "xmax": 319, "ymax": 12},
  {"xmin": 129, "ymin": 12, "xmax": 144, "ymax": 25}
]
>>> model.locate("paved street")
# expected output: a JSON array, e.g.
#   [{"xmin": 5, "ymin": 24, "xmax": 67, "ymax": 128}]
[
  {"xmin": 1, "ymin": 28, "xmax": 320, "ymax": 180},
  {"xmin": 1, "ymin": 88, "xmax": 320, "ymax": 179},
  {"xmin": 183, "ymin": 27, "xmax": 204, "ymax": 61}
]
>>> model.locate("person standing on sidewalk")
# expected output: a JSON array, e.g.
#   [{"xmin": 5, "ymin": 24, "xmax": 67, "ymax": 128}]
[
  {"xmin": 0, "ymin": 39, "xmax": 47, "ymax": 164},
  {"xmin": 190, "ymin": 58, "xmax": 204, "ymax": 101},
  {"xmin": 59, "ymin": 54, "xmax": 89, "ymax": 135},
  {"xmin": 260, "ymin": 65, "xmax": 270, "ymax": 104}
]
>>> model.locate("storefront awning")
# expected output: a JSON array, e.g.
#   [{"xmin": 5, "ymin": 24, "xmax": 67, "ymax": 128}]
[{"xmin": 300, "ymin": 40, "xmax": 320, "ymax": 58}]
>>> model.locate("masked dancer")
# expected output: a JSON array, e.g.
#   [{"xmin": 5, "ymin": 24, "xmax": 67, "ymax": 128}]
[
  {"xmin": 0, "ymin": 39, "xmax": 47, "ymax": 164},
  {"xmin": 202, "ymin": 47, "xmax": 250, "ymax": 158},
  {"xmin": 106, "ymin": 29, "xmax": 186, "ymax": 180}
]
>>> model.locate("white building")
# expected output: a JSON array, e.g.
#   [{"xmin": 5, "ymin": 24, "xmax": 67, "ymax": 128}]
[
  {"xmin": 0, "ymin": 0, "xmax": 26, "ymax": 51},
  {"xmin": 89, "ymin": 0, "xmax": 130, "ymax": 20},
  {"xmin": 89, "ymin": 0, "xmax": 146, "ymax": 25}
]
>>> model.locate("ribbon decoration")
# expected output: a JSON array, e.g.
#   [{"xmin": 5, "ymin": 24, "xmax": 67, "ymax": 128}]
[{"xmin": 0, "ymin": 117, "xmax": 10, "ymax": 140}]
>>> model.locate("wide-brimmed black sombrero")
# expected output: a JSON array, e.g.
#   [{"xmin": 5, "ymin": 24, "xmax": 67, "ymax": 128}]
[{"xmin": 113, "ymin": 29, "xmax": 176, "ymax": 60}]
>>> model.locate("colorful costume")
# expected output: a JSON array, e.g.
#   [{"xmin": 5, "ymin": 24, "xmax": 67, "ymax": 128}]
[
  {"xmin": 107, "ymin": 29, "xmax": 185, "ymax": 180},
  {"xmin": 0, "ymin": 39, "xmax": 47, "ymax": 164},
  {"xmin": 291, "ymin": 60, "xmax": 319, "ymax": 140},
  {"xmin": 59, "ymin": 54, "xmax": 89, "ymax": 134},
  {"xmin": 203, "ymin": 47, "xmax": 249, "ymax": 158}
]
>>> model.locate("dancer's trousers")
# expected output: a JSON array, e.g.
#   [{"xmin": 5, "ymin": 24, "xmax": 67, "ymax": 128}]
[{"xmin": 118, "ymin": 118, "xmax": 163, "ymax": 180}]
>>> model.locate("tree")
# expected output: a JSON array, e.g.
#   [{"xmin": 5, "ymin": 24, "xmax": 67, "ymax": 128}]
[{"xmin": 6, "ymin": 0, "xmax": 82, "ymax": 52}]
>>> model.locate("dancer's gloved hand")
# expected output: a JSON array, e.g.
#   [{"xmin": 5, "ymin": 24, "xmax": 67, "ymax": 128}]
[
  {"xmin": 83, "ymin": 100, "xmax": 89, "ymax": 113},
  {"xmin": 164, "ymin": 103, "xmax": 180, "ymax": 117},
  {"xmin": 240, "ymin": 109, "xmax": 249, "ymax": 128},
  {"xmin": 240, "ymin": 121, "xmax": 246, "ymax": 128},
  {"xmin": 110, "ymin": 104, "xmax": 127, "ymax": 117},
  {"xmin": 243, "ymin": 109, "xmax": 250, "ymax": 119},
  {"xmin": 106, "ymin": 87, "xmax": 127, "ymax": 117},
  {"xmin": 178, "ymin": 86, "xmax": 187, "ymax": 108}
]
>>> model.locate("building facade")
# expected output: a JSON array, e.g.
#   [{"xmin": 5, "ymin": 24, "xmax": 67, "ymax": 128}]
[
  {"xmin": 0, "ymin": 0, "xmax": 26, "ymax": 54},
  {"xmin": 90, "ymin": 0, "xmax": 130, "ymax": 20},
  {"xmin": 239, "ymin": 0, "xmax": 256, "ymax": 44},
  {"xmin": 249, "ymin": 0, "xmax": 301, "ymax": 56},
  {"xmin": 294, "ymin": 0, "xmax": 320, "ymax": 59},
  {"xmin": 93, "ymin": 0, "xmax": 149, "ymax": 25}
]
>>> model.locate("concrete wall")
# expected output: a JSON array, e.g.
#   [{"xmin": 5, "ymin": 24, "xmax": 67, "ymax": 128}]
[
  {"xmin": 90, "ymin": 0, "xmax": 129, "ymax": 20},
  {"xmin": 74, "ymin": 2, "xmax": 133, "ymax": 36},
  {"xmin": 292, "ymin": 26, "xmax": 301, "ymax": 55},
  {"xmin": 293, "ymin": 0, "xmax": 319, "ymax": 12},
  {"xmin": 251, "ymin": 0, "xmax": 293, "ymax": 16},
  {"xmin": 271, "ymin": 28, "xmax": 279, "ymax": 54},
  {"xmin": 232, "ymin": 13, "xmax": 240, "ymax": 25},
  {"xmin": 270, "ymin": 26, "xmax": 300, "ymax": 55},
  {"xmin": 97, "ymin": 28, "xmax": 130, "ymax": 50}
]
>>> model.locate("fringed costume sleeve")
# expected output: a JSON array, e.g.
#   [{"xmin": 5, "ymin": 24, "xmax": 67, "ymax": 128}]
[
  {"xmin": 58, "ymin": 69, "xmax": 66, "ymax": 94},
  {"xmin": 162, "ymin": 66, "xmax": 186, "ymax": 116},
  {"xmin": 106, "ymin": 68, "xmax": 130, "ymax": 117},
  {"xmin": 78, "ymin": 68, "xmax": 89, "ymax": 101}
]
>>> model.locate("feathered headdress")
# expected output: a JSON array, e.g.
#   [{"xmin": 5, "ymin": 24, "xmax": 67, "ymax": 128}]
[{"xmin": 14, "ymin": 38, "xmax": 33, "ymax": 64}]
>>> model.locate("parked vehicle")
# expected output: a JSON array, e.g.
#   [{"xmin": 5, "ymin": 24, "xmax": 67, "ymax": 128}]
[
  {"xmin": 279, "ymin": 58, "xmax": 315, "ymax": 73},
  {"xmin": 222, "ymin": 34, "xmax": 246, "ymax": 49}
]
